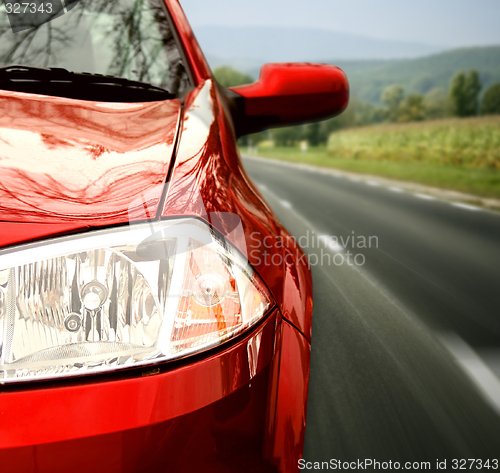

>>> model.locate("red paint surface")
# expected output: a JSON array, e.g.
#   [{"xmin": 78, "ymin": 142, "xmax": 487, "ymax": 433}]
[
  {"xmin": 281, "ymin": 229, "xmax": 314, "ymax": 341},
  {"xmin": 270, "ymin": 321, "xmax": 311, "ymax": 472},
  {"xmin": 0, "ymin": 368, "xmax": 277, "ymax": 473},
  {"xmin": 0, "ymin": 90, "xmax": 180, "ymax": 225},
  {"xmin": 231, "ymin": 62, "xmax": 349, "ymax": 125},
  {"xmin": 0, "ymin": 222, "xmax": 89, "ymax": 249}
]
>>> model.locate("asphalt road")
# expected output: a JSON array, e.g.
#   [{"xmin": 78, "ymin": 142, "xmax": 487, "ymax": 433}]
[{"xmin": 243, "ymin": 156, "xmax": 500, "ymax": 465}]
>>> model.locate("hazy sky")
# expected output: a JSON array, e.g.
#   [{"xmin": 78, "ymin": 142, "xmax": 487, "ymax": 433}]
[{"xmin": 179, "ymin": 0, "xmax": 500, "ymax": 47}]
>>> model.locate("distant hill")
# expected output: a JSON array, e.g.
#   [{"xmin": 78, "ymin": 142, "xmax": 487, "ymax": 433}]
[
  {"xmin": 194, "ymin": 25, "xmax": 445, "ymax": 64},
  {"xmin": 329, "ymin": 46, "xmax": 500, "ymax": 103},
  {"xmin": 198, "ymin": 27, "xmax": 500, "ymax": 107}
]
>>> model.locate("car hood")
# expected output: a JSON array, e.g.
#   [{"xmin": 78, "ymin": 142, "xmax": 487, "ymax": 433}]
[{"xmin": 0, "ymin": 90, "xmax": 181, "ymax": 225}]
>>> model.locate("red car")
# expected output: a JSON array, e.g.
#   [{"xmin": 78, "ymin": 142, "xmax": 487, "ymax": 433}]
[{"xmin": 0, "ymin": 0, "xmax": 348, "ymax": 471}]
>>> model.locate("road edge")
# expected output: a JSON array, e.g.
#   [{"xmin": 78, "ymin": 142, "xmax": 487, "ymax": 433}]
[{"xmin": 242, "ymin": 154, "xmax": 500, "ymax": 212}]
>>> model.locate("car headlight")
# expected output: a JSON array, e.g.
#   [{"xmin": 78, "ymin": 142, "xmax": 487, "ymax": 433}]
[{"xmin": 0, "ymin": 218, "xmax": 272, "ymax": 383}]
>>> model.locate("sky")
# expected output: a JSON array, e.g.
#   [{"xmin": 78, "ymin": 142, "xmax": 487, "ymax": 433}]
[{"xmin": 179, "ymin": 0, "xmax": 500, "ymax": 48}]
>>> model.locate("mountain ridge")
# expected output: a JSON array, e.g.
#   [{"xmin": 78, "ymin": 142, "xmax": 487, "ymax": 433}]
[{"xmin": 331, "ymin": 45, "xmax": 500, "ymax": 103}]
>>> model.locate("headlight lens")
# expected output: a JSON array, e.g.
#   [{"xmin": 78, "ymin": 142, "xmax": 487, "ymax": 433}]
[{"xmin": 0, "ymin": 219, "xmax": 272, "ymax": 383}]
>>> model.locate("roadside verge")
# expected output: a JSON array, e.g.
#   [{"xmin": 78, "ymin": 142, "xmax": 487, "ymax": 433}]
[{"xmin": 243, "ymin": 154, "xmax": 500, "ymax": 211}]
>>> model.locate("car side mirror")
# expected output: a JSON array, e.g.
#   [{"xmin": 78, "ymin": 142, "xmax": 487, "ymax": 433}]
[{"xmin": 222, "ymin": 63, "xmax": 349, "ymax": 137}]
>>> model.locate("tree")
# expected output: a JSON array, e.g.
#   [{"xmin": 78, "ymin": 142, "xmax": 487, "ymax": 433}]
[
  {"xmin": 449, "ymin": 71, "xmax": 466, "ymax": 116},
  {"xmin": 449, "ymin": 70, "xmax": 482, "ymax": 117},
  {"xmin": 305, "ymin": 122, "xmax": 322, "ymax": 147},
  {"xmin": 213, "ymin": 66, "xmax": 254, "ymax": 88},
  {"xmin": 481, "ymin": 83, "xmax": 500, "ymax": 115},
  {"xmin": 463, "ymin": 70, "xmax": 482, "ymax": 116},
  {"xmin": 381, "ymin": 84, "xmax": 404, "ymax": 122},
  {"xmin": 398, "ymin": 94, "xmax": 425, "ymax": 122},
  {"xmin": 423, "ymin": 87, "xmax": 451, "ymax": 119},
  {"xmin": 317, "ymin": 98, "xmax": 383, "ymax": 145},
  {"xmin": 272, "ymin": 126, "xmax": 303, "ymax": 147}
]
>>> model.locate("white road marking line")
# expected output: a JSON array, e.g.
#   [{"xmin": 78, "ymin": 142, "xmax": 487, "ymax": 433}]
[
  {"xmin": 258, "ymin": 182, "xmax": 425, "ymax": 331},
  {"xmin": 257, "ymin": 186, "xmax": 341, "ymax": 254},
  {"xmin": 440, "ymin": 333, "xmax": 500, "ymax": 414},
  {"xmin": 452, "ymin": 202, "xmax": 481, "ymax": 211},
  {"xmin": 278, "ymin": 199, "xmax": 292, "ymax": 209},
  {"xmin": 318, "ymin": 235, "xmax": 344, "ymax": 252},
  {"xmin": 414, "ymin": 193, "xmax": 436, "ymax": 201},
  {"xmin": 245, "ymin": 156, "xmax": 498, "ymax": 214}
]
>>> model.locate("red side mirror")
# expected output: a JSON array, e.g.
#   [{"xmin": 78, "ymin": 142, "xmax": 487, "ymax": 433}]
[{"xmin": 225, "ymin": 63, "xmax": 349, "ymax": 136}]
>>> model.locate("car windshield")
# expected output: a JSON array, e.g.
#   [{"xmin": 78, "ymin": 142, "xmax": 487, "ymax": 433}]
[{"xmin": 0, "ymin": 0, "xmax": 189, "ymax": 96}]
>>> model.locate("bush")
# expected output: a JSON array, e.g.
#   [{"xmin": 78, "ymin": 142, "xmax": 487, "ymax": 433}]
[{"xmin": 213, "ymin": 66, "xmax": 253, "ymax": 88}]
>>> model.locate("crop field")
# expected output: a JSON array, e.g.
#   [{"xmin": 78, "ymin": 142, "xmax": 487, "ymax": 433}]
[{"xmin": 327, "ymin": 115, "xmax": 500, "ymax": 169}]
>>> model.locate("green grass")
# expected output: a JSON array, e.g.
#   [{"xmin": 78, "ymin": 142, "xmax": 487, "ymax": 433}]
[{"xmin": 254, "ymin": 145, "xmax": 500, "ymax": 199}]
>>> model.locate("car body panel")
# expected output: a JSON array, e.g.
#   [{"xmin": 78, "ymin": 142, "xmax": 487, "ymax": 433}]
[
  {"xmin": 0, "ymin": 222, "xmax": 89, "ymax": 249},
  {"xmin": 0, "ymin": 89, "xmax": 181, "ymax": 224},
  {"xmin": 269, "ymin": 320, "xmax": 311, "ymax": 473}
]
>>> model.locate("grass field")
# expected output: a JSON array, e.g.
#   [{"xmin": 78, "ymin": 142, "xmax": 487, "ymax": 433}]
[
  {"xmin": 327, "ymin": 116, "xmax": 500, "ymax": 169},
  {"xmin": 255, "ymin": 116, "xmax": 500, "ymax": 199}
]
